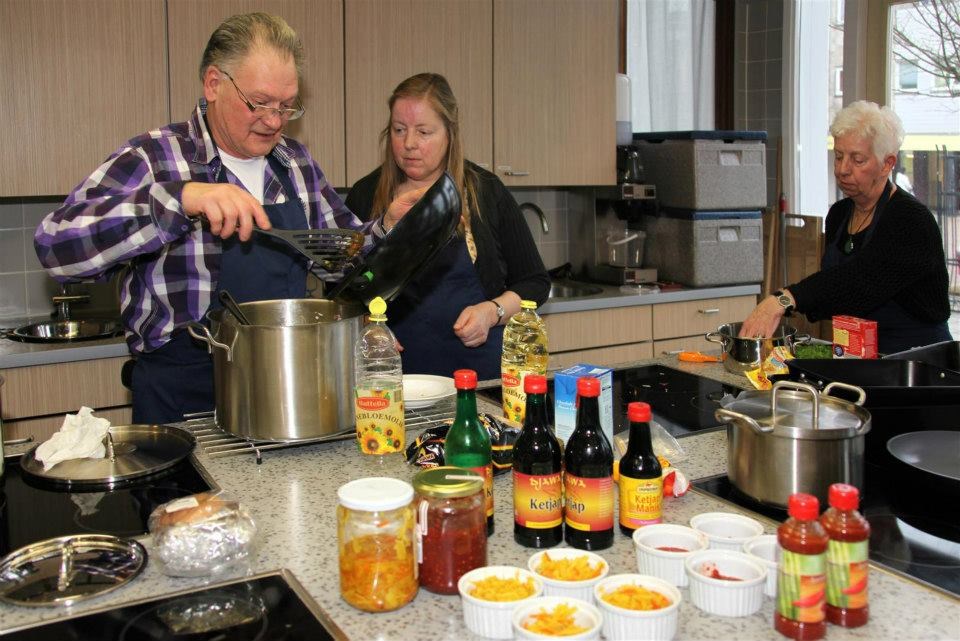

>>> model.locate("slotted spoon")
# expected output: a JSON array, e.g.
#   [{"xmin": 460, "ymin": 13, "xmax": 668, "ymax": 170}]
[{"xmin": 253, "ymin": 227, "xmax": 365, "ymax": 272}]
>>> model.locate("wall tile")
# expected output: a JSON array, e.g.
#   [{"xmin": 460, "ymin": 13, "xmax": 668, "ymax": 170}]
[
  {"xmin": 23, "ymin": 201, "xmax": 56, "ymax": 229},
  {"xmin": 22, "ymin": 228, "xmax": 43, "ymax": 272},
  {"xmin": 0, "ymin": 201, "xmax": 23, "ymax": 230},
  {"xmin": 535, "ymin": 241, "xmax": 567, "ymax": 270},
  {"xmin": 746, "ymin": 0, "xmax": 767, "ymax": 31},
  {"xmin": 25, "ymin": 270, "xmax": 57, "ymax": 317},
  {"xmin": 766, "ymin": 0, "xmax": 783, "ymax": 26},
  {"xmin": 0, "ymin": 272, "xmax": 27, "ymax": 319},
  {"xmin": 748, "ymin": 29, "xmax": 766, "ymax": 60},
  {"xmin": 765, "ymin": 28, "xmax": 783, "ymax": 61},
  {"xmin": 765, "ymin": 59, "xmax": 782, "ymax": 90},
  {"xmin": 747, "ymin": 91, "xmax": 765, "ymax": 120},
  {"xmin": 0, "ymin": 229, "xmax": 26, "ymax": 274},
  {"xmin": 765, "ymin": 90, "xmax": 782, "ymax": 120}
]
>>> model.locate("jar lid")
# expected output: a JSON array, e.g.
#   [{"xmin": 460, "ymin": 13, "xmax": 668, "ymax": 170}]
[
  {"xmin": 413, "ymin": 467, "xmax": 483, "ymax": 498},
  {"xmin": 338, "ymin": 477, "xmax": 413, "ymax": 511}
]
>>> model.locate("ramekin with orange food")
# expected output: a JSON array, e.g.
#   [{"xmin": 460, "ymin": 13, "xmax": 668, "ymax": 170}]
[
  {"xmin": 512, "ymin": 596, "xmax": 603, "ymax": 640},
  {"xmin": 527, "ymin": 549, "xmax": 609, "ymax": 602},
  {"xmin": 457, "ymin": 566, "xmax": 544, "ymax": 639},
  {"xmin": 593, "ymin": 574, "xmax": 681, "ymax": 641}
]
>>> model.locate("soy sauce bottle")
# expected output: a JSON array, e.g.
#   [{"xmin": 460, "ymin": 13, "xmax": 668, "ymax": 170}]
[
  {"xmin": 563, "ymin": 376, "xmax": 613, "ymax": 551},
  {"xmin": 618, "ymin": 402, "xmax": 663, "ymax": 536},
  {"xmin": 513, "ymin": 374, "xmax": 563, "ymax": 548}
]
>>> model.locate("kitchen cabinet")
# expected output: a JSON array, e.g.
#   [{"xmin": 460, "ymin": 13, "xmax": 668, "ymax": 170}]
[
  {"xmin": 0, "ymin": 0, "xmax": 168, "ymax": 197},
  {"xmin": 544, "ymin": 306, "xmax": 653, "ymax": 370},
  {"xmin": 493, "ymin": 0, "xmax": 617, "ymax": 186},
  {"xmin": 1, "ymin": 357, "xmax": 132, "ymax": 442},
  {"xmin": 167, "ymin": 0, "xmax": 346, "ymax": 187},
  {"xmin": 343, "ymin": 0, "xmax": 492, "ymax": 184},
  {"xmin": 652, "ymin": 295, "xmax": 758, "ymax": 353},
  {"xmin": 343, "ymin": 0, "xmax": 616, "ymax": 187}
]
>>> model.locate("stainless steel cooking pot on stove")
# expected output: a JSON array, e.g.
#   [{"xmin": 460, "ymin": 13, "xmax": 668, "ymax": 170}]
[
  {"xmin": 715, "ymin": 380, "xmax": 871, "ymax": 507},
  {"xmin": 705, "ymin": 322, "xmax": 808, "ymax": 374},
  {"xmin": 189, "ymin": 299, "xmax": 364, "ymax": 441}
]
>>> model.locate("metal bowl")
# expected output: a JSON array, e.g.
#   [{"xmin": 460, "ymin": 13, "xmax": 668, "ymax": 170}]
[{"xmin": 6, "ymin": 319, "xmax": 121, "ymax": 342}]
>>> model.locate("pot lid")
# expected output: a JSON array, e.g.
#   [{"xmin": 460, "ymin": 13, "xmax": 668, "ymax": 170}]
[
  {"xmin": 719, "ymin": 380, "xmax": 871, "ymax": 438},
  {"xmin": 20, "ymin": 425, "xmax": 196, "ymax": 488},
  {"xmin": 326, "ymin": 172, "xmax": 461, "ymax": 304},
  {"xmin": 0, "ymin": 534, "xmax": 147, "ymax": 606}
]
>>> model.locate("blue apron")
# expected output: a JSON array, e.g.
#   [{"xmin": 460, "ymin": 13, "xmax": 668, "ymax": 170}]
[
  {"xmin": 389, "ymin": 236, "xmax": 504, "ymax": 381},
  {"xmin": 132, "ymin": 154, "xmax": 308, "ymax": 424},
  {"xmin": 821, "ymin": 181, "xmax": 950, "ymax": 354}
]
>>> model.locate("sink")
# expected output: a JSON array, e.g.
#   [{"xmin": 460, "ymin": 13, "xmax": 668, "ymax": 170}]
[
  {"xmin": 6, "ymin": 319, "xmax": 122, "ymax": 343},
  {"xmin": 548, "ymin": 282, "xmax": 604, "ymax": 299}
]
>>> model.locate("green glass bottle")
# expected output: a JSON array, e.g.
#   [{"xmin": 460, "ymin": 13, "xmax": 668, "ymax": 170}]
[{"xmin": 444, "ymin": 369, "xmax": 494, "ymax": 534}]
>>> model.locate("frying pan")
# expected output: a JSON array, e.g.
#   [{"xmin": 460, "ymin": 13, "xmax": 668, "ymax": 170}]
[{"xmin": 886, "ymin": 430, "xmax": 960, "ymax": 500}]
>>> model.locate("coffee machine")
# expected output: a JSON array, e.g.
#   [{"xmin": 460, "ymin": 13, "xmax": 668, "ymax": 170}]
[{"xmin": 571, "ymin": 146, "xmax": 659, "ymax": 285}]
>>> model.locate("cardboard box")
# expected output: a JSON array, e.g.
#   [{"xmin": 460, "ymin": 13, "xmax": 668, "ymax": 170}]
[
  {"xmin": 832, "ymin": 315, "xmax": 878, "ymax": 359},
  {"xmin": 554, "ymin": 364, "xmax": 614, "ymax": 446}
]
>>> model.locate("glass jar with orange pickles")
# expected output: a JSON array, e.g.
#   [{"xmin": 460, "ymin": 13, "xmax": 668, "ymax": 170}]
[{"xmin": 337, "ymin": 477, "xmax": 418, "ymax": 612}]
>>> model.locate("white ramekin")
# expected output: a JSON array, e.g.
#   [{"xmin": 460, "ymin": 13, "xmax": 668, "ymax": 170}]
[
  {"xmin": 593, "ymin": 573, "xmax": 681, "ymax": 641},
  {"xmin": 528, "ymin": 548, "xmax": 609, "ymax": 602},
  {"xmin": 684, "ymin": 549, "xmax": 766, "ymax": 617},
  {"xmin": 689, "ymin": 512, "xmax": 764, "ymax": 551},
  {"xmin": 512, "ymin": 596, "xmax": 603, "ymax": 640},
  {"xmin": 458, "ymin": 565, "xmax": 544, "ymax": 639},
  {"xmin": 633, "ymin": 523, "xmax": 709, "ymax": 587},
  {"xmin": 742, "ymin": 534, "xmax": 779, "ymax": 597}
]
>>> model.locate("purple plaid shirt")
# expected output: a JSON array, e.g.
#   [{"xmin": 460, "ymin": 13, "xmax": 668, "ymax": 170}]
[{"xmin": 35, "ymin": 101, "xmax": 368, "ymax": 354}]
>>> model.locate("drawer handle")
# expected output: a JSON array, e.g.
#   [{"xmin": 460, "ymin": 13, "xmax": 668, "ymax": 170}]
[
  {"xmin": 3, "ymin": 436, "xmax": 34, "ymax": 446},
  {"xmin": 503, "ymin": 170, "xmax": 530, "ymax": 177},
  {"xmin": 698, "ymin": 308, "xmax": 720, "ymax": 314},
  {"xmin": 661, "ymin": 350, "xmax": 683, "ymax": 355}
]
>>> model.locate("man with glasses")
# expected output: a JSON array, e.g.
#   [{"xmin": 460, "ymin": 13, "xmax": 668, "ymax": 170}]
[{"xmin": 35, "ymin": 13, "xmax": 418, "ymax": 424}]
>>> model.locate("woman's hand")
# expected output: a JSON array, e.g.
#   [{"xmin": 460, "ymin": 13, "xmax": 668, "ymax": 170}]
[
  {"xmin": 738, "ymin": 295, "xmax": 788, "ymax": 338},
  {"xmin": 383, "ymin": 186, "xmax": 428, "ymax": 230},
  {"xmin": 452, "ymin": 302, "xmax": 498, "ymax": 347}
]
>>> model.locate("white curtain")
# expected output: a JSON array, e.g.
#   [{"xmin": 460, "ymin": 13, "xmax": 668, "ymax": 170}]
[{"xmin": 627, "ymin": 0, "xmax": 716, "ymax": 132}]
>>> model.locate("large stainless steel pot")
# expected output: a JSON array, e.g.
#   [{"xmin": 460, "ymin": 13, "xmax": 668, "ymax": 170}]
[
  {"xmin": 705, "ymin": 322, "xmax": 809, "ymax": 374},
  {"xmin": 188, "ymin": 299, "xmax": 364, "ymax": 441},
  {"xmin": 715, "ymin": 380, "xmax": 871, "ymax": 507}
]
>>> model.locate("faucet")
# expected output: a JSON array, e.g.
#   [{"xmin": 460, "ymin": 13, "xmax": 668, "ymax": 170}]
[
  {"xmin": 51, "ymin": 283, "xmax": 90, "ymax": 321},
  {"xmin": 519, "ymin": 202, "xmax": 549, "ymax": 234}
]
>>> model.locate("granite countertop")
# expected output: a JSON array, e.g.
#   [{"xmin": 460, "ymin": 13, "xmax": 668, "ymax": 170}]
[
  {"xmin": 0, "ymin": 284, "xmax": 759, "ymax": 369},
  {"xmin": 2, "ymin": 357, "xmax": 957, "ymax": 640}
]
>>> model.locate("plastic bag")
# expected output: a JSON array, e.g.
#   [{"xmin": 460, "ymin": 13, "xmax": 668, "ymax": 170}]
[
  {"xmin": 404, "ymin": 413, "xmax": 521, "ymax": 476},
  {"xmin": 148, "ymin": 490, "xmax": 258, "ymax": 578}
]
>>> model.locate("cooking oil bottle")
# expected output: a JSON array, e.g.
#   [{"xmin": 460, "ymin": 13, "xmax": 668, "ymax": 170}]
[
  {"xmin": 500, "ymin": 300, "xmax": 548, "ymax": 423},
  {"xmin": 354, "ymin": 297, "xmax": 405, "ymax": 455}
]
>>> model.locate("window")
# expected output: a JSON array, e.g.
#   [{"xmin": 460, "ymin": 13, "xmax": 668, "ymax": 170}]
[
  {"xmin": 897, "ymin": 59, "xmax": 919, "ymax": 91},
  {"xmin": 834, "ymin": 68, "xmax": 843, "ymax": 96}
]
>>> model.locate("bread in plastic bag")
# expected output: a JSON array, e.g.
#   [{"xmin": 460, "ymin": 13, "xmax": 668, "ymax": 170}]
[{"xmin": 148, "ymin": 490, "xmax": 258, "ymax": 577}]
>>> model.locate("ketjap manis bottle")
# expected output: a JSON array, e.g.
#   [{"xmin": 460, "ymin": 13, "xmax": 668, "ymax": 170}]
[
  {"xmin": 353, "ymin": 297, "xmax": 404, "ymax": 455},
  {"xmin": 618, "ymin": 401, "xmax": 663, "ymax": 536},
  {"xmin": 444, "ymin": 369, "xmax": 494, "ymax": 535},
  {"xmin": 512, "ymin": 374, "xmax": 563, "ymax": 548},
  {"xmin": 500, "ymin": 300, "xmax": 548, "ymax": 423},
  {"xmin": 563, "ymin": 376, "xmax": 614, "ymax": 551}
]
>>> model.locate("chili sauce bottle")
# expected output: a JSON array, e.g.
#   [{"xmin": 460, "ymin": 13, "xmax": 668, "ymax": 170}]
[
  {"xmin": 512, "ymin": 374, "xmax": 563, "ymax": 548},
  {"xmin": 821, "ymin": 483, "xmax": 870, "ymax": 627},
  {"xmin": 563, "ymin": 376, "xmax": 614, "ymax": 551},
  {"xmin": 776, "ymin": 493, "xmax": 829, "ymax": 641},
  {"xmin": 618, "ymin": 401, "xmax": 663, "ymax": 536},
  {"xmin": 444, "ymin": 369, "xmax": 494, "ymax": 535}
]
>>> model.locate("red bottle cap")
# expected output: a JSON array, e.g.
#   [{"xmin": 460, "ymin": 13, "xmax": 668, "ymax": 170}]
[
  {"xmin": 576, "ymin": 376, "xmax": 600, "ymax": 397},
  {"xmin": 787, "ymin": 493, "xmax": 820, "ymax": 521},
  {"xmin": 524, "ymin": 374, "xmax": 547, "ymax": 394},
  {"xmin": 828, "ymin": 483, "xmax": 860, "ymax": 511},
  {"xmin": 628, "ymin": 402, "xmax": 651, "ymax": 422},
  {"xmin": 453, "ymin": 369, "xmax": 477, "ymax": 389}
]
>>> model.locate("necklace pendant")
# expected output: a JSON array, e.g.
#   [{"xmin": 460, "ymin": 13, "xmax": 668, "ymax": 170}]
[{"xmin": 844, "ymin": 236, "xmax": 854, "ymax": 254}]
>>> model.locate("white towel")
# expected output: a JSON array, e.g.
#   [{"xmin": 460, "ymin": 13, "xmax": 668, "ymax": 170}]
[{"xmin": 35, "ymin": 406, "xmax": 112, "ymax": 472}]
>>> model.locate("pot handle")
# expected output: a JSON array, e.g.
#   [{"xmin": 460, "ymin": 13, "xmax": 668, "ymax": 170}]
[
  {"xmin": 772, "ymin": 380, "xmax": 820, "ymax": 429},
  {"xmin": 704, "ymin": 331, "xmax": 729, "ymax": 348},
  {"xmin": 822, "ymin": 381, "xmax": 867, "ymax": 406},
  {"xmin": 714, "ymin": 407, "xmax": 773, "ymax": 434},
  {"xmin": 186, "ymin": 322, "xmax": 233, "ymax": 362}
]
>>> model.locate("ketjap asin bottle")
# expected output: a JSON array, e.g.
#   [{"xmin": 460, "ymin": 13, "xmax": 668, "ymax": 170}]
[
  {"xmin": 444, "ymin": 369, "xmax": 494, "ymax": 535},
  {"xmin": 563, "ymin": 376, "xmax": 614, "ymax": 551},
  {"xmin": 512, "ymin": 374, "xmax": 563, "ymax": 548},
  {"xmin": 618, "ymin": 402, "xmax": 663, "ymax": 536},
  {"xmin": 776, "ymin": 493, "xmax": 829, "ymax": 641},
  {"xmin": 500, "ymin": 300, "xmax": 548, "ymax": 423},
  {"xmin": 354, "ymin": 297, "xmax": 405, "ymax": 455},
  {"xmin": 821, "ymin": 483, "xmax": 870, "ymax": 627}
]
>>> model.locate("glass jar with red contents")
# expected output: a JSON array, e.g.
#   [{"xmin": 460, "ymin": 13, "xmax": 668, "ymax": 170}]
[{"xmin": 413, "ymin": 466, "xmax": 487, "ymax": 594}]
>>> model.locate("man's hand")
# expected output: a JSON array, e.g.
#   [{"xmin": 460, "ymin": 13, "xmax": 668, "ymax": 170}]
[
  {"xmin": 182, "ymin": 182, "xmax": 271, "ymax": 241},
  {"xmin": 452, "ymin": 302, "xmax": 497, "ymax": 348},
  {"xmin": 383, "ymin": 186, "xmax": 428, "ymax": 230}
]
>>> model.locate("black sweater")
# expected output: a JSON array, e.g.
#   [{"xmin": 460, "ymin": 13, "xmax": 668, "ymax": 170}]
[
  {"xmin": 790, "ymin": 188, "xmax": 950, "ymax": 323},
  {"xmin": 345, "ymin": 163, "xmax": 550, "ymax": 305}
]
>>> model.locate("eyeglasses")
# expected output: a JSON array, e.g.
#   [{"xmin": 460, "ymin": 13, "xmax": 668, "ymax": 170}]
[{"xmin": 221, "ymin": 70, "xmax": 305, "ymax": 121}]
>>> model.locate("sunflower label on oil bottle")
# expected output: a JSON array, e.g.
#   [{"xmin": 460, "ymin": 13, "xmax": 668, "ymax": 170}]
[
  {"xmin": 500, "ymin": 300, "xmax": 548, "ymax": 423},
  {"xmin": 354, "ymin": 297, "xmax": 405, "ymax": 455},
  {"xmin": 355, "ymin": 385, "xmax": 405, "ymax": 454}
]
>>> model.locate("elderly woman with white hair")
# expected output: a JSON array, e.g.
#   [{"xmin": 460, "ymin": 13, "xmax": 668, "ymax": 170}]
[{"xmin": 740, "ymin": 100, "xmax": 952, "ymax": 353}]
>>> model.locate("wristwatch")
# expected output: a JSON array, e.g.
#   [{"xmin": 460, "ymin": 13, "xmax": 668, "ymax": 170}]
[
  {"xmin": 773, "ymin": 290, "xmax": 795, "ymax": 317},
  {"xmin": 491, "ymin": 300, "xmax": 505, "ymax": 321}
]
